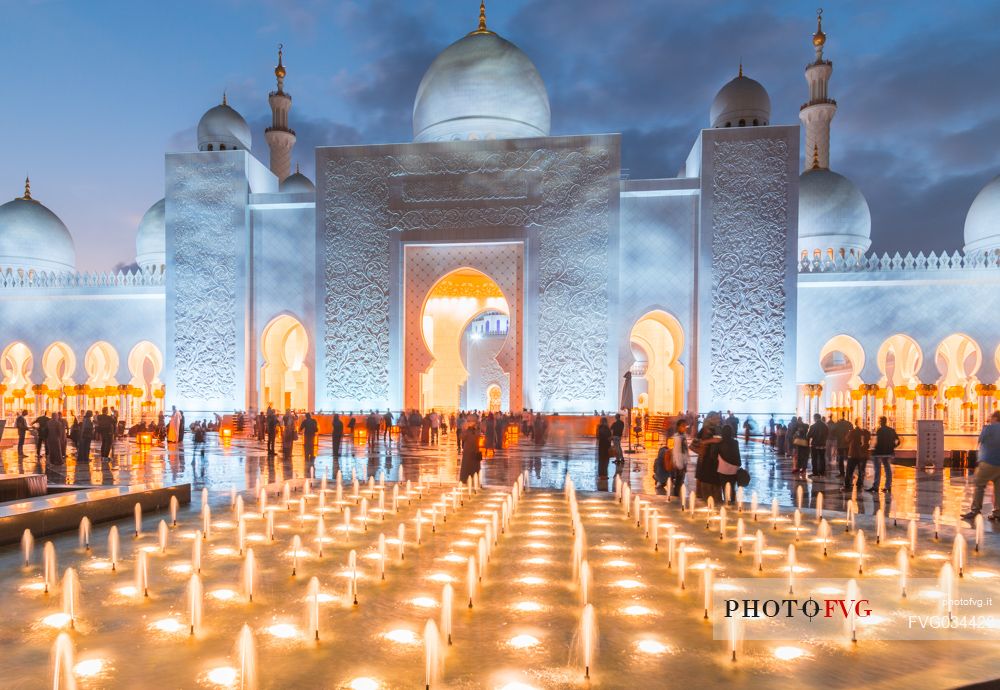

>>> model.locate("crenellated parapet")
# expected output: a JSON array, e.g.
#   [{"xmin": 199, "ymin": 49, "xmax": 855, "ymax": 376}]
[
  {"xmin": 799, "ymin": 250, "xmax": 1000, "ymax": 274},
  {"xmin": 0, "ymin": 265, "xmax": 165, "ymax": 289}
]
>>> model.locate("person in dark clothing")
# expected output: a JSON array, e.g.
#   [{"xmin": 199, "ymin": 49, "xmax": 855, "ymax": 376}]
[
  {"xmin": 300, "ymin": 412, "xmax": 318, "ymax": 460},
  {"xmin": 725, "ymin": 411, "xmax": 740, "ymax": 435},
  {"xmin": 382, "ymin": 410, "xmax": 393, "ymax": 443},
  {"xmin": 46, "ymin": 413, "xmax": 65, "ymax": 465},
  {"xmin": 15, "ymin": 410, "xmax": 28, "ymax": 456},
  {"xmin": 331, "ymin": 415, "xmax": 344, "ymax": 458},
  {"xmin": 793, "ymin": 423, "xmax": 810, "ymax": 477},
  {"xmin": 693, "ymin": 417, "xmax": 722, "ymax": 501},
  {"xmin": 596, "ymin": 417, "xmax": 611, "ymax": 478},
  {"xmin": 96, "ymin": 407, "xmax": 115, "ymax": 459},
  {"xmin": 347, "ymin": 416, "xmax": 357, "ymax": 443},
  {"xmin": 366, "ymin": 411, "xmax": 379, "ymax": 448},
  {"xmin": 78, "ymin": 411, "xmax": 95, "ymax": 464},
  {"xmin": 868, "ymin": 416, "xmax": 900, "ymax": 493},
  {"xmin": 843, "ymin": 419, "xmax": 870, "ymax": 492},
  {"xmin": 610, "ymin": 414, "xmax": 625, "ymax": 462},
  {"xmin": 266, "ymin": 408, "xmax": 278, "ymax": 455},
  {"xmin": 807, "ymin": 414, "xmax": 829, "ymax": 477},
  {"xmin": 833, "ymin": 418, "xmax": 853, "ymax": 477},
  {"xmin": 716, "ymin": 425, "xmax": 742, "ymax": 504},
  {"xmin": 459, "ymin": 423, "xmax": 481, "ymax": 483},
  {"xmin": 33, "ymin": 411, "xmax": 50, "ymax": 459},
  {"xmin": 257, "ymin": 411, "xmax": 266, "ymax": 443}
]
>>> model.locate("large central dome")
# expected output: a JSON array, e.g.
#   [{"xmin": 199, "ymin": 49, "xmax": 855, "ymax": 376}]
[
  {"xmin": 413, "ymin": 8, "xmax": 550, "ymax": 143},
  {"xmin": 0, "ymin": 180, "xmax": 75, "ymax": 274}
]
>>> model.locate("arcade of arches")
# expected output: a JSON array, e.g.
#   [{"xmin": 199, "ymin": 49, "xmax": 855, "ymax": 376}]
[
  {"xmin": 806, "ymin": 333, "xmax": 1000, "ymax": 433},
  {"xmin": 0, "ymin": 340, "xmax": 164, "ymax": 421},
  {"xmin": 260, "ymin": 315, "xmax": 310, "ymax": 412},
  {"xmin": 629, "ymin": 310, "xmax": 685, "ymax": 415}
]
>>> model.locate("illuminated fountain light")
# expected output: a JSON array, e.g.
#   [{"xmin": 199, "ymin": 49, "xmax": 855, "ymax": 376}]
[
  {"xmin": 409, "ymin": 597, "xmax": 439, "ymax": 608},
  {"xmin": 84, "ymin": 559, "xmax": 114, "ymax": 572},
  {"xmin": 74, "ymin": 658, "xmax": 107, "ymax": 678},
  {"xmin": 115, "ymin": 586, "xmax": 138, "ymax": 598},
  {"xmin": 212, "ymin": 547, "xmax": 237, "ymax": 557},
  {"xmin": 872, "ymin": 567, "xmax": 901, "ymax": 577},
  {"xmin": 213, "ymin": 521, "xmax": 235, "ymax": 530},
  {"xmin": 461, "ymin": 528, "xmax": 484, "ymax": 536},
  {"xmin": 381, "ymin": 629, "xmax": 420, "ymax": 645},
  {"xmin": 524, "ymin": 542, "xmax": 551, "ymax": 550},
  {"xmin": 150, "ymin": 618, "xmax": 186, "ymax": 634},
  {"xmin": 451, "ymin": 540, "xmax": 476, "ymax": 548},
  {"xmin": 529, "ymin": 520, "xmax": 556, "ymax": 526},
  {"xmin": 523, "ymin": 557, "xmax": 550, "ymax": 565},
  {"xmin": 511, "ymin": 601, "xmax": 546, "ymax": 612},
  {"xmin": 612, "ymin": 579, "xmax": 644, "ymax": 590},
  {"xmin": 921, "ymin": 553, "xmax": 949, "ymax": 561},
  {"xmin": 773, "ymin": 646, "xmax": 808, "ymax": 661},
  {"xmin": 42, "ymin": 612, "xmax": 73, "ymax": 628},
  {"xmin": 19, "ymin": 582, "xmax": 47, "ymax": 592},
  {"xmin": 507, "ymin": 634, "xmax": 540, "ymax": 649},
  {"xmin": 205, "ymin": 666, "xmax": 238, "ymax": 687},
  {"xmin": 812, "ymin": 586, "xmax": 842, "ymax": 596},
  {"xmin": 526, "ymin": 530, "xmax": 554, "ymax": 537},
  {"xmin": 969, "ymin": 570, "xmax": 998, "ymax": 579},
  {"xmin": 636, "ymin": 639, "xmax": 670, "ymax": 655},
  {"xmin": 427, "ymin": 572, "xmax": 456, "ymax": 584},
  {"xmin": 497, "ymin": 682, "xmax": 539, "ymax": 690},
  {"xmin": 265, "ymin": 623, "xmax": 300, "ymax": 639},
  {"xmin": 515, "ymin": 576, "xmax": 546, "ymax": 586},
  {"xmin": 713, "ymin": 582, "xmax": 743, "ymax": 593},
  {"xmin": 168, "ymin": 562, "xmax": 193, "ymax": 575},
  {"xmin": 208, "ymin": 588, "xmax": 238, "ymax": 602},
  {"xmin": 856, "ymin": 614, "xmax": 890, "ymax": 627},
  {"xmin": 439, "ymin": 553, "xmax": 467, "ymax": 564},
  {"xmin": 621, "ymin": 605, "xmax": 655, "ymax": 616},
  {"xmin": 347, "ymin": 679, "xmax": 382, "ymax": 690}
]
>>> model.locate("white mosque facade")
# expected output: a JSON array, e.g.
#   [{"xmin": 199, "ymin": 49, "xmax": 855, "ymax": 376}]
[{"xmin": 2, "ymin": 7, "xmax": 999, "ymax": 435}]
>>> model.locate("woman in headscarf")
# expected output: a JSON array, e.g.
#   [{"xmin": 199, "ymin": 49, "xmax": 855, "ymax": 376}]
[
  {"xmin": 693, "ymin": 413, "xmax": 722, "ymax": 501},
  {"xmin": 596, "ymin": 416, "xmax": 611, "ymax": 478},
  {"xmin": 459, "ymin": 420, "xmax": 482, "ymax": 483}
]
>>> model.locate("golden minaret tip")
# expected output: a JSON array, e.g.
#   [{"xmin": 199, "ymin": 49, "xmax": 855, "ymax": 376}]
[
  {"xmin": 22, "ymin": 175, "xmax": 32, "ymax": 201},
  {"xmin": 813, "ymin": 8, "xmax": 826, "ymax": 48},
  {"xmin": 222, "ymin": 90, "xmax": 228, "ymax": 106},
  {"xmin": 275, "ymin": 43, "xmax": 286, "ymax": 81},
  {"xmin": 470, "ymin": 1, "xmax": 495, "ymax": 35}
]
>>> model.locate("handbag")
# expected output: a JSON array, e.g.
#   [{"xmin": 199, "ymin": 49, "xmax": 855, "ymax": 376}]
[
  {"xmin": 793, "ymin": 437, "xmax": 809, "ymax": 447},
  {"xmin": 736, "ymin": 467, "xmax": 751, "ymax": 487}
]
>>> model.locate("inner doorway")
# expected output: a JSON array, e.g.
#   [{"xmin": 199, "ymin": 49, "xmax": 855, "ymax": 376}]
[
  {"xmin": 418, "ymin": 268, "xmax": 510, "ymax": 413},
  {"xmin": 628, "ymin": 311, "xmax": 685, "ymax": 414},
  {"xmin": 260, "ymin": 315, "xmax": 309, "ymax": 411}
]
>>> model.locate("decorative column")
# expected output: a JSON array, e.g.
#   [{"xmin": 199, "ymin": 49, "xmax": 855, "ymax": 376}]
[
  {"xmin": 916, "ymin": 384, "xmax": 937, "ymax": 420},
  {"xmin": 0, "ymin": 384, "xmax": 6, "ymax": 419},
  {"xmin": 32, "ymin": 384, "xmax": 46, "ymax": 415},
  {"xmin": 118, "ymin": 384, "xmax": 130, "ymax": 427},
  {"xmin": 976, "ymin": 384, "xmax": 996, "ymax": 429},
  {"xmin": 804, "ymin": 384, "xmax": 823, "ymax": 418}
]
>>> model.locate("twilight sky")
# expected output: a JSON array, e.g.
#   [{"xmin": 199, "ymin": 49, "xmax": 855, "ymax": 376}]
[{"xmin": 2, "ymin": 0, "xmax": 997, "ymax": 271}]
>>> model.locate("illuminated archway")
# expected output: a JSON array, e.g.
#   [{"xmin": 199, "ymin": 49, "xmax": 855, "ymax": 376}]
[
  {"xmin": 628, "ymin": 310, "xmax": 685, "ymax": 415},
  {"xmin": 128, "ymin": 341, "xmax": 163, "ymax": 419},
  {"xmin": 877, "ymin": 334, "xmax": 922, "ymax": 431},
  {"xmin": 42, "ymin": 342, "xmax": 76, "ymax": 389},
  {"xmin": 260, "ymin": 315, "xmax": 309, "ymax": 411},
  {"xmin": 418, "ymin": 268, "xmax": 510, "ymax": 412},
  {"xmin": 935, "ymin": 334, "xmax": 982, "ymax": 431},
  {"xmin": 1, "ymin": 342, "xmax": 33, "ymax": 391},
  {"xmin": 819, "ymin": 335, "xmax": 864, "ymax": 421},
  {"xmin": 85, "ymin": 341, "xmax": 119, "ymax": 388}
]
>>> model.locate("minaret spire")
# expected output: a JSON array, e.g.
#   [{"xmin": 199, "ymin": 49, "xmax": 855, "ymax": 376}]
[
  {"xmin": 799, "ymin": 8, "xmax": 836, "ymax": 171},
  {"xmin": 266, "ymin": 43, "xmax": 296, "ymax": 182},
  {"xmin": 22, "ymin": 175, "xmax": 32, "ymax": 201}
]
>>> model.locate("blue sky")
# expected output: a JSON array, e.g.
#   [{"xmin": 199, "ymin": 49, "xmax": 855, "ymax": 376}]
[{"xmin": 2, "ymin": 0, "xmax": 998, "ymax": 270}]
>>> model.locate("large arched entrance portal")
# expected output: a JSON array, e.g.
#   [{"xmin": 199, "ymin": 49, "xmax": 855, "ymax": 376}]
[
  {"xmin": 260, "ymin": 315, "xmax": 309, "ymax": 411},
  {"xmin": 629, "ymin": 311, "xmax": 685, "ymax": 414},
  {"xmin": 416, "ymin": 268, "xmax": 510, "ymax": 413}
]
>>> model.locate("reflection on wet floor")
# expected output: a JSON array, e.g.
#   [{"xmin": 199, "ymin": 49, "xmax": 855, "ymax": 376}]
[{"xmin": 1, "ymin": 433, "xmax": 993, "ymax": 526}]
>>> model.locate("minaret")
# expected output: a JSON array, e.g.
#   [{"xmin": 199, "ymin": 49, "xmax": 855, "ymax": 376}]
[
  {"xmin": 799, "ymin": 9, "xmax": 836, "ymax": 170},
  {"xmin": 265, "ymin": 44, "xmax": 296, "ymax": 182}
]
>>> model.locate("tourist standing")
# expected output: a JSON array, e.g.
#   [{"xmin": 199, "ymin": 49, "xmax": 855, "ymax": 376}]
[
  {"xmin": 167, "ymin": 406, "xmax": 181, "ymax": 444},
  {"xmin": 97, "ymin": 407, "xmax": 115, "ymax": 459},
  {"xmin": 366, "ymin": 411, "xmax": 379, "ymax": 449},
  {"xmin": 331, "ymin": 414, "xmax": 344, "ymax": 458},
  {"xmin": 78, "ymin": 411, "xmax": 94, "ymax": 464},
  {"xmin": 807, "ymin": 414, "xmax": 829, "ymax": 477},
  {"xmin": 33, "ymin": 410, "xmax": 50, "ymax": 459},
  {"xmin": 693, "ymin": 415, "xmax": 722, "ymax": 501},
  {"xmin": 459, "ymin": 421, "xmax": 481, "ymax": 483},
  {"xmin": 792, "ymin": 421, "xmax": 809, "ymax": 477},
  {"xmin": 716, "ymin": 425, "xmax": 741, "ymax": 504},
  {"xmin": 867, "ymin": 416, "xmax": 900, "ymax": 494},
  {"xmin": 300, "ymin": 412, "xmax": 318, "ymax": 460},
  {"xmin": 610, "ymin": 413, "xmax": 625, "ymax": 463},
  {"xmin": 669, "ymin": 418, "xmax": 691, "ymax": 496},
  {"xmin": 430, "ymin": 410, "xmax": 441, "ymax": 443},
  {"xmin": 834, "ymin": 417, "xmax": 852, "ymax": 477},
  {"xmin": 843, "ymin": 419, "xmax": 870, "ymax": 492},
  {"xmin": 962, "ymin": 411, "xmax": 1000, "ymax": 521},
  {"xmin": 266, "ymin": 408, "xmax": 278, "ymax": 455},
  {"xmin": 15, "ymin": 410, "xmax": 27, "ymax": 456},
  {"xmin": 596, "ymin": 417, "xmax": 611, "ymax": 478},
  {"xmin": 382, "ymin": 409, "xmax": 393, "ymax": 443},
  {"xmin": 282, "ymin": 410, "xmax": 295, "ymax": 453},
  {"xmin": 46, "ymin": 413, "xmax": 65, "ymax": 465}
]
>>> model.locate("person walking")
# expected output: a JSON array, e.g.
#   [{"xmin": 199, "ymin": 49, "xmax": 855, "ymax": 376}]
[
  {"xmin": 962, "ymin": 411, "xmax": 1000, "ymax": 521},
  {"xmin": 661, "ymin": 418, "xmax": 690, "ymax": 496},
  {"xmin": 596, "ymin": 417, "xmax": 611, "ymax": 478},
  {"xmin": 15, "ymin": 410, "xmax": 28, "ymax": 456},
  {"xmin": 610, "ymin": 413, "xmax": 625, "ymax": 463},
  {"xmin": 281, "ymin": 410, "xmax": 295, "ymax": 454},
  {"xmin": 46, "ymin": 413, "xmax": 65, "ymax": 465},
  {"xmin": 97, "ymin": 407, "xmax": 115, "ymax": 459},
  {"xmin": 792, "ymin": 420, "xmax": 809, "ymax": 478},
  {"xmin": 693, "ymin": 415, "xmax": 722, "ymax": 501},
  {"xmin": 382, "ymin": 409, "xmax": 393, "ymax": 444},
  {"xmin": 843, "ymin": 419, "xmax": 870, "ymax": 492},
  {"xmin": 716, "ymin": 424, "xmax": 742, "ymax": 504},
  {"xmin": 78, "ymin": 411, "xmax": 94, "ymax": 465},
  {"xmin": 366, "ymin": 411, "xmax": 379, "ymax": 449},
  {"xmin": 300, "ymin": 412, "xmax": 318, "ymax": 460},
  {"xmin": 266, "ymin": 407, "xmax": 278, "ymax": 455},
  {"xmin": 867, "ymin": 416, "xmax": 900, "ymax": 494},
  {"xmin": 807, "ymin": 414, "xmax": 829, "ymax": 478},
  {"xmin": 430, "ymin": 410, "xmax": 440, "ymax": 444},
  {"xmin": 33, "ymin": 410, "xmax": 50, "ymax": 459},
  {"xmin": 459, "ymin": 421, "xmax": 481, "ymax": 483},
  {"xmin": 834, "ymin": 417, "xmax": 853, "ymax": 477}
]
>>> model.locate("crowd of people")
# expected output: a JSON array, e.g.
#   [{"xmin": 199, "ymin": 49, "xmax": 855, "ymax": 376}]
[{"xmin": 13, "ymin": 407, "xmax": 121, "ymax": 464}]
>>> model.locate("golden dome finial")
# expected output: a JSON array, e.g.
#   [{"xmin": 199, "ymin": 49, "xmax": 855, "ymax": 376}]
[
  {"xmin": 22, "ymin": 175, "xmax": 32, "ymax": 201},
  {"xmin": 222, "ymin": 90, "xmax": 228, "ymax": 106},
  {"xmin": 295, "ymin": 162, "xmax": 300, "ymax": 174},
  {"xmin": 275, "ymin": 43, "xmax": 286, "ymax": 81},
  {"xmin": 813, "ymin": 8, "xmax": 826, "ymax": 48},
  {"xmin": 812, "ymin": 144, "xmax": 820, "ymax": 169},
  {"xmin": 470, "ymin": 1, "xmax": 495, "ymax": 35},
  {"xmin": 738, "ymin": 60, "xmax": 743, "ymax": 78}
]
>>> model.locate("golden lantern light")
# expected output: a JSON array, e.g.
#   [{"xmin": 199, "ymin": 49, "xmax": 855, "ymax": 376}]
[
  {"xmin": 13, "ymin": 388, "xmax": 25, "ymax": 399},
  {"xmin": 944, "ymin": 385, "xmax": 965, "ymax": 400},
  {"xmin": 975, "ymin": 383, "xmax": 997, "ymax": 397},
  {"xmin": 153, "ymin": 388, "xmax": 165, "ymax": 399}
]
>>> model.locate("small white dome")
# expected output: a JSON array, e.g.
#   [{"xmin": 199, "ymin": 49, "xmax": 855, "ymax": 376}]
[
  {"xmin": 413, "ymin": 30, "xmax": 550, "ymax": 143},
  {"xmin": 0, "ymin": 186, "xmax": 75, "ymax": 274},
  {"xmin": 197, "ymin": 101, "xmax": 251, "ymax": 151},
  {"xmin": 710, "ymin": 73, "xmax": 771, "ymax": 128},
  {"xmin": 135, "ymin": 198, "xmax": 165, "ymax": 270},
  {"xmin": 799, "ymin": 168, "xmax": 872, "ymax": 257},
  {"xmin": 280, "ymin": 171, "xmax": 314, "ymax": 194},
  {"xmin": 964, "ymin": 174, "xmax": 1000, "ymax": 254}
]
